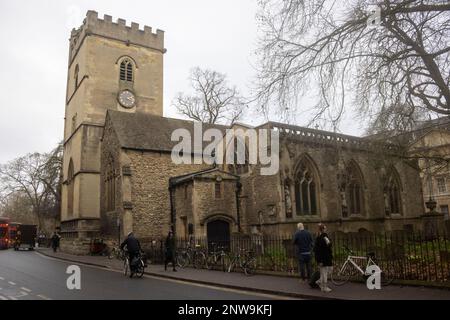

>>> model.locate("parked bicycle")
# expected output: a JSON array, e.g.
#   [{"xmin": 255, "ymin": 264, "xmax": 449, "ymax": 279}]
[
  {"xmin": 89, "ymin": 238, "xmax": 108, "ymax": 256},
  {"xmin": 226, "ymin": 249, "xmax": 257, "ymax": 276},
  {"xmin": 108, "ymin": 246, "xmax": 126, "ymax": 260},
  {"xmin": 331, "ymin": 246, "xmax": 394, "ymax": 286},
  {"xmin": 177, "ymin": 244, "xmax": 208, "ymax": 269},
  {"xmin": 206, "ymin": 243, "xmax": 229, "ymax": 271}
]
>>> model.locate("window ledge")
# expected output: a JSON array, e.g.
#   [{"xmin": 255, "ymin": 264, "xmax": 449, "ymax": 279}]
[
  {"xmin": 385, "ymin": 214, "xmax": 403, "ymax": 219},
  {"xmin": 341, "ymin": 214, "xmax": 365, "ymax": 219},
  {"xmin": 292, "ymin": 214, "xmax": 320, "ymax": 219}
]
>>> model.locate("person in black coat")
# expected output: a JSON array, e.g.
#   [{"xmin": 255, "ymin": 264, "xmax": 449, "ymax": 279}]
[
  {"xmin": 120, "ymin": 232, "xmax": 142, "ymax": 277},
  {"xmin": 313, "ymin": 223, "xmax": 333, "ymax": 292},
  {"xmin": 50, "ymin": 232, "xmax": 60, "ymax": 253},
  {"xmin": 164, "ymin": 231, "xmax": 177, "ymax": 272}
]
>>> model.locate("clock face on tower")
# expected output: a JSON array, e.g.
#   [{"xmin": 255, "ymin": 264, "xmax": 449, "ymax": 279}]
[{"xmin": 118, "ymin": 90, "xmax": 136, "ymax": 108}]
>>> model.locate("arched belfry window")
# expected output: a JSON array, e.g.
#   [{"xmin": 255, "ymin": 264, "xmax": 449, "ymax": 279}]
[
  {"xmin": 385, "ymin": 169, "xmax": 402, "ymax": 215},
  {"xmin": 294, "ymin": 156, "xmax": 319, "ymax": 215},
  {"xmin": 345, "ymin": 161, "xmax": 364, "ymax": 216},
  {"xmin": 67, "ymin": 159, "xmax": 74, "ymax": 217},
  {"xmin": 120, "ymin": 58, "xmax": 134, "ymax": 82},
  {"xmin": 105, "ymin": 156, "xmax": 116, "ymax": 212}
]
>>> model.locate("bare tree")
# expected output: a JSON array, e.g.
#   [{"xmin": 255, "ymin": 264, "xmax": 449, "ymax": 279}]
[
  {"xmin": 0, "ymin": 143, "xmax": 62, "ymax": 228},
  {"xmin": 256, "ymin": 0, "xmax": 450, "ymax": 127},
  {"xmin": 366, "ymin": 102, "xmax": 430, "ymax": 136},
  {"xmin": 0, "ymin": 153, "xmax": 48, "ymax": 228},
  {"xmin": 39, "ymin": 142, "xmax": 63, "ymax": 217},
  {"xmin": 173, "ymin": 67, "xmax": 246, "ymax": 124}
]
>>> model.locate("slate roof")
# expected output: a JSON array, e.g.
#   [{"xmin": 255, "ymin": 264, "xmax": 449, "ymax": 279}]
[{"xmin": 106, "ymin": 110, "xmax": 229, "ymax": 152}]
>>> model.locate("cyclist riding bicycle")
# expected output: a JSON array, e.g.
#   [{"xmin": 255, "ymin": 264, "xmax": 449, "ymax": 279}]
[{"xmin": 120, "ymin": 232, "xmax": 142, "ymax": 278}]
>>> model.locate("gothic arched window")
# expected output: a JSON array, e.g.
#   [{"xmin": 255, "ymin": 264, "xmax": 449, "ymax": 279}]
[
  {"xmin": 294, "ymin": 157, "xmax": 319, "ymax": 215},
  {"xmin": 385, "ymin": 169, "xmax": 402, "ymax": 215},
  {"xmin": 345, "ymin": 161, "xmax": 364, "ymax": 216},
  {"xmin": 105, "ymin": 156, "xmax": 116, "ymax": 212},
  {"xmin": 67, "ymin": 159, "xmax": 74, "ymax": 217},
  {"xmin": 120, "ymin": 58, "xmax": 134, "ymax": 82}
]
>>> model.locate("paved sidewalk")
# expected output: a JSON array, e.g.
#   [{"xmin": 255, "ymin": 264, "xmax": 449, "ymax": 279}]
[{"xmin": 36, "ymin": 248, "xmax": 450, "ymax": 300}]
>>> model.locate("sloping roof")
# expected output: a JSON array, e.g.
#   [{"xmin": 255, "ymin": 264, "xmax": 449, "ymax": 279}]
[{"xmin": 106, "ymin": 110, "xmax": 229, "ymax": 152}]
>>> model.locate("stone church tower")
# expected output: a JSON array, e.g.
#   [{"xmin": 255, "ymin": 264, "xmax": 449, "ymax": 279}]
[{"xmin": 60, "ymin": 10, "xmax": 165, "ymax": 247}]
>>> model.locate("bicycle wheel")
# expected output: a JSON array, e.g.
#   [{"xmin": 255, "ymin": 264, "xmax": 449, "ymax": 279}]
[
  {"xmin": 205, "ymin": 253, "xmax": 215, "ymax": 270},
  {"xmin": 135, "ymin": 260, "xmax": 145, "ymax": 278},
  {"xmin": 331, "ymin": 261, "xmax": 355, "ymax": 286},
  {"xmin": 379, "ymin": 260, "xmax": 395, "ymax": 286},
  {"xmin": 227, "ymin": 256, "xmax": 237, "ymax": 273},
  {"xmin": 244, "ymin": 257, "xmax": 257, "ymax": 276},
  {"xmin": 221, "ymin": 254, "xmax": 231, "ymax": 272},
  {"xmin": 193, "ymin": 252, "xmax": 207, "ymax": 269},
  {"xmin": 177, "ymin": 252, "xmax": 188, "ymax": 268},
  {"xmin": 123, "ymin": 258, "xmax": 129, "ymax": 276}
]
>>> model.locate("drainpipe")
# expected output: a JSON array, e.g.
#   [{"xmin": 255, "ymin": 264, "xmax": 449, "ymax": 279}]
[{"xmin": 169, "ymin": 179, "xmax": 175, "ymax": 235}]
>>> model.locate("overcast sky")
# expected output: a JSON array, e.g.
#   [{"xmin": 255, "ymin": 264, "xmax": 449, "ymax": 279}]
[{"xmin": 0, "ymin": 0, "xmax": 361, "ymax": 164}]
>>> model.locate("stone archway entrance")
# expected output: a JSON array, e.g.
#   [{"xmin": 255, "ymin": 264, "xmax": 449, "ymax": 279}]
[{"xmin": 206, "ymin": 219, "xmax": 230, "ymax": 250}]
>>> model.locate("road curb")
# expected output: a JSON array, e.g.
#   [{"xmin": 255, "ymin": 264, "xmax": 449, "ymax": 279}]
[
  {"xmin": 35, "ymin": 249, "xmax": 339, "ymax": 300},
  {"xmin": 36, "ymin": 249, "xmax": 112, "ymax": 269},
  {"xmin": 142, "ymin": 270, "xmax": 339, "ymax": 300}
]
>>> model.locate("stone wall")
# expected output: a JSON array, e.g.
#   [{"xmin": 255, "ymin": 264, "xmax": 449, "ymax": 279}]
[
  {"xmin": 173, "ymin": 182, "xmax": 194, "ymax": 238},
  {"xmin": 195, "ymin": 177, "xmax": 239, "ymax": 236},
  {"xmin": 126, "ymin": 151, "xmax": 208, "ymax": 239},
  {"xmin": 173, "ymin": 173, "xmax": 239, "ymax": 238}
]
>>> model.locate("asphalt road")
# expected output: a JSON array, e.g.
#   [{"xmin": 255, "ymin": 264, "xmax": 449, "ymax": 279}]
[{"xmin": 0, "ymin": 249, "xmax": 282, "ymax": 300}]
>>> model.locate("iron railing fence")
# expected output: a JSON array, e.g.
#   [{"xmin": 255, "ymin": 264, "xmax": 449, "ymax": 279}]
[{"xmin": 139, "ymin": 230, "xmax": 450, "ymax": 282}]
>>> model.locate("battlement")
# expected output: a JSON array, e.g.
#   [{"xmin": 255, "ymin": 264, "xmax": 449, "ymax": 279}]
[{"xmin": 69, "ymin": 10, "xmax": 165, "ymax": 64}]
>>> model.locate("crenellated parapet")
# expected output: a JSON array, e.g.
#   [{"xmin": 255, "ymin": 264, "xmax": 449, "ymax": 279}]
[{"xmin": 69, "ymin": 10, "xmax": 165, "ymax": 64}]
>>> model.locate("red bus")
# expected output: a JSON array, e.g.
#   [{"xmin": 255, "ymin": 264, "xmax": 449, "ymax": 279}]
[
  {"xmin": 0, "ymin": 217, "xmax": 10, "ymax": 249},
  {"xmin": 8, "ymin": 222, "xmax": 21, "ymax": 248}
]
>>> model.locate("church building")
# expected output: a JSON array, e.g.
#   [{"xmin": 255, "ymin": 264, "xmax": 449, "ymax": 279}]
[{"xmin": 60, "ymin": 11, "xmax": 428, "ymax": 254}]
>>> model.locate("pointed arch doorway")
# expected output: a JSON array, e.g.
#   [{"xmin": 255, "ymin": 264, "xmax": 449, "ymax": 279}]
[{"xmin": 207, "ymin": 219, "xmax": 230, "ymax": 251}]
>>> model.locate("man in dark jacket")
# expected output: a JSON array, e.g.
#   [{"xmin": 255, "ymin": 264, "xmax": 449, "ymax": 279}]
[
  {"xmin": 50, "ymin": 232, "xmax": 60, "ymax": 253},
  {"xmin": 120, "ymin": 232, "xmax": 142, "ymax": 277},
  {"xmin": 293, "ymin": 223, "xmax": 313, "ymax": 282},
  {"xmin": 314, "ymin": 223, "xmax": 333, "ymax": 292},
  {"xmin": 164, "ymin": 231, "xmax": 177, "ymax": 272}
]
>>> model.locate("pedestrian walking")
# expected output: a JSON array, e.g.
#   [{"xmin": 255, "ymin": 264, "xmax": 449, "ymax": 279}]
[
  {"xmin": 50, "ymin": 231, "xmax": 61, "ymax": 253},
  {"xmin": 313, "ymin": 223, "xmax": 333, "ymax": 292},
  {"xmin": 293, "ymin": 222, "xmax": 313, "ymax": 282},
  {"xmin": 164, "ymin": 231, "xmax": 177, "ymax": 272}
]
